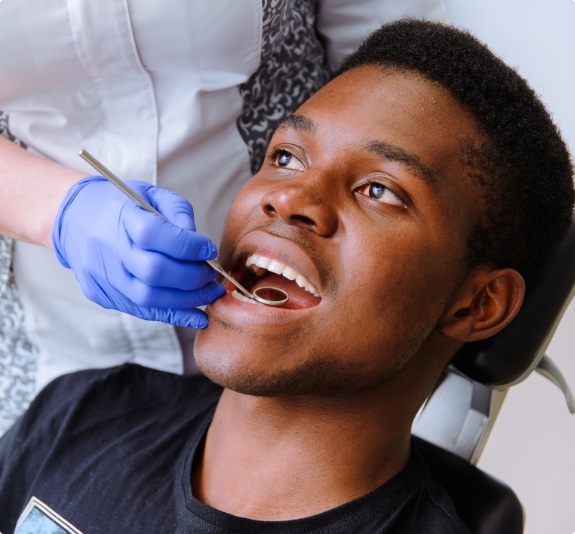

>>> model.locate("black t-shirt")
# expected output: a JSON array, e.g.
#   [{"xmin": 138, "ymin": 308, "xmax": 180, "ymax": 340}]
[{"xmin": 0, "ymin": 364, "xmax": 471, "ymax": 533}]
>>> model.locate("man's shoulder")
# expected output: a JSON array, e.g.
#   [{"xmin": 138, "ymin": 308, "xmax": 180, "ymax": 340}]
[
  {"xmin": 19, "ymin": 364, "xmax": 221, "ymax": 435},
  {"xmin": 60, "ymin": 363, "xmax": 215, "ymax": 391},
  {"xmin": 47, "ymin": 363, "xmax": 218, "ymax": 398}
]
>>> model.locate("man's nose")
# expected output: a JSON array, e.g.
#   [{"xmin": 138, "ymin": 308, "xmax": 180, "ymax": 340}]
[{"xmin": 260, "ymin": 176, "xmax": 339, "ymax": 237}]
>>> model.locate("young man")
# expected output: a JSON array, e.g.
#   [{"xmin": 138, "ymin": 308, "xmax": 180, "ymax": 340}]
[{"xmin": 0, "ymin": 20, "xmax": 572, "ymax": 533}]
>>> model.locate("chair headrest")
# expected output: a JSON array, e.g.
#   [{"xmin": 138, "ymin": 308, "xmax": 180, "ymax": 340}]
[{"xmin": 451, "ymin": 218, "xmax": 575, "ymax": 387}]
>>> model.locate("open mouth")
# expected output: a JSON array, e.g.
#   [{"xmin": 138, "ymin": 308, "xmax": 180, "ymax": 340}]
[{"xmin": 229, "ymin": 253, "xmax": 322, "ymax": 310}]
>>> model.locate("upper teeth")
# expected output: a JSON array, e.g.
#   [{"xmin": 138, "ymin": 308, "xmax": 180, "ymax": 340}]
[{"xmin": 246, "ymin": 253, "xmax": 320, "ymax": 297}]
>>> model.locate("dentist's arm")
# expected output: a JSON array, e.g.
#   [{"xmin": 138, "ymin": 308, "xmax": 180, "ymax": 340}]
[
  {"xmin": 0, "ymin": 138, "xmax": 225, "ymax": 328},
  {"xmin": 0, "ymin": 135, "xmax": 82, "ymax": 246}
]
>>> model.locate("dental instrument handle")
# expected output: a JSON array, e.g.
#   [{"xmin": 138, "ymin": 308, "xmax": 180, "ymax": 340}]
[{"xmin": 79, "ymin": 150, "xmax": 163, "ymax": 216}]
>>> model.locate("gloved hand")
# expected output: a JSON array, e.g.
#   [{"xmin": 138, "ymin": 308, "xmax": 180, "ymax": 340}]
[{"xmin": 52, "ymin": 176, "xmax": 226, "ymax": 328}]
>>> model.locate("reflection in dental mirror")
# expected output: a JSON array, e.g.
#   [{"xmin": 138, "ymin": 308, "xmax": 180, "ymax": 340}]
[{"xmin": 252, "ymin": 286, "xmax": 290, "ymax": 306}]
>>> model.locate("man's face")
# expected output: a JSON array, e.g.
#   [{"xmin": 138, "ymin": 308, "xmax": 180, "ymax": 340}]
[{"xmin": 195, "ymin": 66, "xmax": 487, "ymax": 397}]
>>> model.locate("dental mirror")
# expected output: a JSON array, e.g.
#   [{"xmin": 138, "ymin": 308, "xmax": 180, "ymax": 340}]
[{"xmin": 79, "ymin": 150, "xmax": 289, "ymax": 306}]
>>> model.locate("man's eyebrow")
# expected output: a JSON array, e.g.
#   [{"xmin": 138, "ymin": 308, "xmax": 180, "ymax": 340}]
[
  {"xmin": 276, "ymin": 113, "xmax": 316, "ymax": 134},
  {"xmin": 276, "ymin": 114, "xmax": 436, "ymax": 185},
  {"xmin": 366, "ymin": 141, "xmax": 437, "ymax": 185}
]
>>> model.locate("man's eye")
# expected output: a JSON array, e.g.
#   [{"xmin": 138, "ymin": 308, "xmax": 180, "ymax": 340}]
[
  {"xmin": 269, "ymin": 148, "xmax": 305, "ymax": 171},
  {"xmin": 358, "ymin": 182, "xmax": 405, "ymax": 207}
]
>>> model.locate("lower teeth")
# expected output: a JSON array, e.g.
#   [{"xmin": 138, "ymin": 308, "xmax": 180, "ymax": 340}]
[{"xmin": 231, "ymin": 290, "xmax": 259, "ymax": 305}]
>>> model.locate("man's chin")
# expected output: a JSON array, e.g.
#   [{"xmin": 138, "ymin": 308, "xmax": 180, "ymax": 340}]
[
  {"xmin": 193, "ymin": 345, "xmax": 289, "ymax": 397},
  {"xmin": 194, "ymin": 338, "xmax": 362, "ymax": 398},
  {"xmin": 193, "ymin": 320, "xmax": 287, "ymax": 395}
]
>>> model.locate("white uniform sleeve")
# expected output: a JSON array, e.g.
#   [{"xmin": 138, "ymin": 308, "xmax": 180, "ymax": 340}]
[{"xmin": 316, "ymin": 0, "xmax": 447, "ymax": 70}]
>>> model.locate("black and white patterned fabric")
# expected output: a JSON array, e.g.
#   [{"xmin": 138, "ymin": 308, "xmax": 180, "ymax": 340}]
[
  {"xmin": 238, "ymin": 0, "xmax": 330, "ymax": 174},
  {"xmin": 0, "ymin": 112, "xmax": 38, "ymax": 436}
]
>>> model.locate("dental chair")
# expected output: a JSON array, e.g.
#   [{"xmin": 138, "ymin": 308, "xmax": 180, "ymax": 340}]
[{"xmin": 412, "ymin": 218, "xmax": 575, "ymax": 533}]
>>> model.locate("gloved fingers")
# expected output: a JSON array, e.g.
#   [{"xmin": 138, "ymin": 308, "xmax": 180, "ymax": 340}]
[
  {"xmin": 122, "ymin": 203, "xmax": 218, "ymax": 261},
  {"xmin": 120, "ymin": 244, "xmax": 218, "ymax": 290},
  {"xmin": 131, "ymin": 305, "xmax": 211, "ymax": 329},
  {"xmin": 106, "ymin": 273, "xmax": 226, "ymax": 309},
  {"xmin": 112, "ymin": 298, "xmax": 212, "ymax": 329},
  {"xmin": 77, "ymin": 266, "xmax": 225, "ymax": 328}
]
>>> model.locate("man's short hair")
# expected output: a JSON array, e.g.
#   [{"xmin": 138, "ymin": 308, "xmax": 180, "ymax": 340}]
[{"xmin": 337, "ymin": 19, "xmax": 574, "ymax": 289}]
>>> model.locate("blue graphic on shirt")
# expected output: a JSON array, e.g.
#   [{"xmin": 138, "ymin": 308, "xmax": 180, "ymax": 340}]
[
  {"xmin": 15, "ymin": 497, "xmax": 83, "ymax": 534},
  {"xmin": 16, "ymin": 507, "xmax": 68, "ymax": 534}
]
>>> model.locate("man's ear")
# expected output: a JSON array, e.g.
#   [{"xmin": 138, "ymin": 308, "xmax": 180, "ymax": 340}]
[{"xmin": 438, "ymin": 267, "xmax": 525, "ymax": 342}]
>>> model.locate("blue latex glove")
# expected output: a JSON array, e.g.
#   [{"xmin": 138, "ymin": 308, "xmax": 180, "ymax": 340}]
[{"xmin": 52, "ymin": 176, "xmax": 226, "ymax": 328}]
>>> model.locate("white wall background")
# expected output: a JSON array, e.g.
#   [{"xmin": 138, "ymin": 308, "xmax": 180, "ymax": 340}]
[{"xmin": 441, "ymin": 1, "xmax": 575, "ymax": 533}]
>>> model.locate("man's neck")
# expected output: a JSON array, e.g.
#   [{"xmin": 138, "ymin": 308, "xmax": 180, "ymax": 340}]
[{"xmin": 191, "ymin": 388, "xmax": 413, "ymax": 521}]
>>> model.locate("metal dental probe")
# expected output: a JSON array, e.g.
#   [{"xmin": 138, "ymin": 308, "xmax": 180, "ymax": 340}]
[{"xmin": 79, "ymin": 149, "xmax": 289, "ymax": 306}]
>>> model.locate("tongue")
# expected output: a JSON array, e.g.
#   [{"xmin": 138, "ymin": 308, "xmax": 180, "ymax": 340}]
[{"xmin": 252, "ymin": 273, "xmax": 321, "ymax": 310}]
